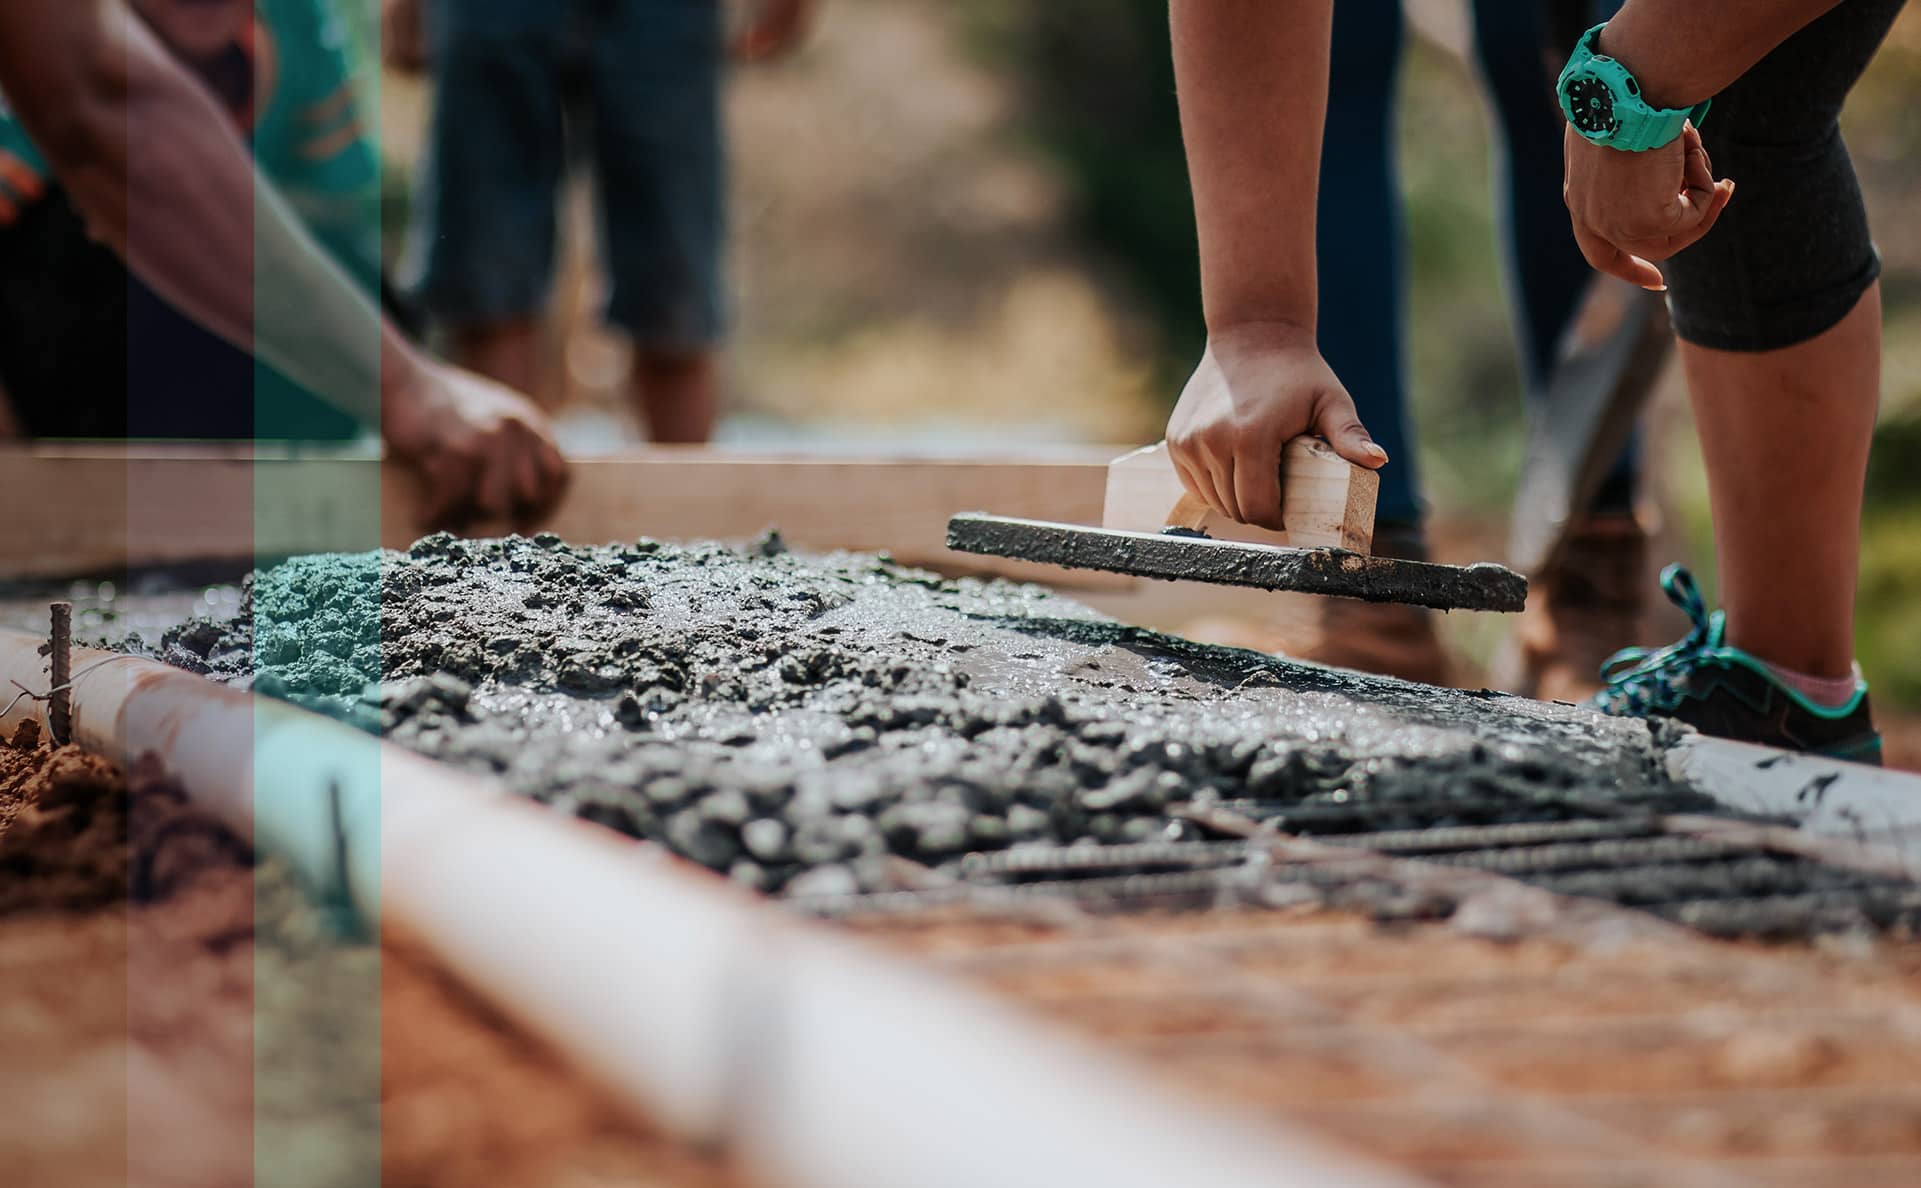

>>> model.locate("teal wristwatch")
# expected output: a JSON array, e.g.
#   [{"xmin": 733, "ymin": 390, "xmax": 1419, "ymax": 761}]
[{"xmin": 1557, "ymin": 23, "xmax": 1711, "ymax": 152}]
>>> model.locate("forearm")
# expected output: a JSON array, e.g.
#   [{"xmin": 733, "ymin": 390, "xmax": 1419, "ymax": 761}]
[
  {"xmin": 1170, "ymin": 0, "xmax": 1332, "ymax": 335},
  {"xmin": 0, "ymin": 382, "xmax": 19, "ymax": 441},
  {"xmin": 1600, "ymin": 0, "xmax": 1844, "ymax": 108},
  {"xmin": 0, "ymin": 0, "xmax": 418, "ymax": 427}
]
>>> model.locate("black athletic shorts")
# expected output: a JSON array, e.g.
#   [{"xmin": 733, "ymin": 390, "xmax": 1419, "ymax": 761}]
[{"xmin": 1662, "ymin": 0, "xmax": 1907, "ymax": 352}]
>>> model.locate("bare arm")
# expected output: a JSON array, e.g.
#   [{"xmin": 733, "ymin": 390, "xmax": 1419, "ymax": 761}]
[
  {"xmin": 0, "ymin": 0, "xmax": 566, "ymax": 525},
  {"xmin": 1599, "ymin": 1, "xmax": 1846, "ymax": 107},
  {"xmin": 1162, "ymin": 0, "xmax": 1382, "ymax": 531},
  {"xmin": 1170, "ymin": 0, "xmax": 1331, "ymax": 336},
  {"xmin": 0, "ymin": 0, "xmax": 396, "ymax": 422}
]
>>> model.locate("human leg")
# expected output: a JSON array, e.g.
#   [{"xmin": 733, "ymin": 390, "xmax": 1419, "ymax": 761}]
[
  {"xmin": 1507, "ymin": 0, "xmax": 1641, "ymax": 524},
  {"xmin": 1477, "ymin": 0, "xmax": 1658, "ymax": 700},
  {"xmin": 1472, "ymin": 0, "xmax": 1598, "ymax": 394},
  {"xmin": 1476, "ymin": 3, "xmax": 1642, "ymax": 517},
  {"xmin": 1311, "ymin": 0, "xmax": 1448, "ymax": 679},
  {"xmin": 589, "ymin": 0, "xmax": 728, "ymax": 443},
  {"xmin": 1317, "ymin": 0, "xmax": 1419, "ymax": 530},
  {"xmin": 632, "ymin": 349, "xmax": 719, "ymax": 445},
  {"xmin": 1591, "ymin": 0, "xmax": 1901, "ymax": 759},
  {"xmin": 1685, "ymin": 287, "xmax": 1879, "ymax": 680},
  {"xmin": 401, "ymin": 0, "xmax": 567, "ymax": 394}
]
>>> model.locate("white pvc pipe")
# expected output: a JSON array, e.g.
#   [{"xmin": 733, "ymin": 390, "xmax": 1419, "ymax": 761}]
[
  {"xmin": 1668, "ymin": 733, "xmax": 1921, "ymax": 869},
  {"xmin": 0, "ymin": 627, "xmax": 1418, "ymax": 1188}
]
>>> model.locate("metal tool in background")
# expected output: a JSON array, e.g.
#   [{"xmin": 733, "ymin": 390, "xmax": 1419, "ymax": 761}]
[{"xmin": 1508, "ymin": 277, "xmax": 1673, "ymax": 578}]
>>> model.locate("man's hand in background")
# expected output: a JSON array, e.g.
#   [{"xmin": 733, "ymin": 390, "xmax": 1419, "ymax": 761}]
[
  {"xmin": 382, "ymin": 0, "xmax": 427, "ymax": 74},
  {"xmin": 1564, "ymin": 121, "xmax": 1734, "ymax": 291},
  {"xmin": 383, "ymin": 360, "xmax": 571, "ymax": 532},
  {"xmin": 733, "ymin": 0, "xmax": 818, "ymax": 61},
  {"xmin": 1166, "ymin": 322, "xmax": 1386, "ymax": 532}
]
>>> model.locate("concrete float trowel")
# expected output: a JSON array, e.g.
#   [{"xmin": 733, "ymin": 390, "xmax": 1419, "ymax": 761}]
[{"xmin": 947, "ymin": 437, "xmax": 1528, "ymax": 613}]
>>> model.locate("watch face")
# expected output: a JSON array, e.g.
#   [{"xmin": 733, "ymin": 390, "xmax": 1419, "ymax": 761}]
[{"xmin": 1566, "ymin": 74, "xmax": 1620, "ymax": 137}]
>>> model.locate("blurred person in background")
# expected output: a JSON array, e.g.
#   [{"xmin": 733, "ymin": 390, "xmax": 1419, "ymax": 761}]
[
  {"xmin": 385, "ymin": 0, "xmax": 817, "ymax": 444},
  {"xmin": 1183, "ymin": 0, "xmax": 1642, "ymax": 698},
  {"xmin": 0, "ymin": 0, "xmax": 567, "ymax": 528}
]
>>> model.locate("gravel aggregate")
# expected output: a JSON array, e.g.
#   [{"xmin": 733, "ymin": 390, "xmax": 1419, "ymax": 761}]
[{"xmin": 146, "ymin": 532, "xmax": 1714, "ymax": 895}]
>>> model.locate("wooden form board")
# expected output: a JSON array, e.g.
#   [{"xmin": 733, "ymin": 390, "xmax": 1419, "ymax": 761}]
[
  {"xmin": 1103, "ymin": 439, "xmax": 1378, "ymax": 554},
  {"xmin": 0, "ymin": 443, "xmax": 1128, "ymax": 588}
]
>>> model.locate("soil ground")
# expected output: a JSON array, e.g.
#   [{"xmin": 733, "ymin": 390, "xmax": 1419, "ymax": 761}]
[
  {"xmin": 0, "ymin": 726, "xmax": 743, "ymax": 1188},
  {"xmin": 854, "ymin": 903, "xmax": 1921, "ymax": 1188},
  {"xmin": 11, "ymin": 718, "xmax": 1919, "ymax": 1187}
]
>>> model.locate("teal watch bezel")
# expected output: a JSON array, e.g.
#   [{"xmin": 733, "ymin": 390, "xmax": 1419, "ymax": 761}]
[{"xmin": 1557, "ymin": 24, "xmax": 1711, "ymax": 152}]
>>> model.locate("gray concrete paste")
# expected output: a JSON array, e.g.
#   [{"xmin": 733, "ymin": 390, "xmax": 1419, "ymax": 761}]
[{"xmin": 147, "ymin": 533, "xmax": 1715, "ymax": 895}]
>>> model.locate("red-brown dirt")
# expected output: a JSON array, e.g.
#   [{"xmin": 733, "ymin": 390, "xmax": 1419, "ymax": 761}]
[
  {"xmin": 0, "ymin": 727, "xmax": 743, "ymax": 1188},
  {"xmin": 853, "ymin": 905, "xmax": 1921, "ymax": 1186}
]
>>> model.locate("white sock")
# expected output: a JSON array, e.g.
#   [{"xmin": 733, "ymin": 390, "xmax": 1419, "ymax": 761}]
[{"xmin": 1763, "ymin": 660, "xmax": 1863, "ymax": 709}]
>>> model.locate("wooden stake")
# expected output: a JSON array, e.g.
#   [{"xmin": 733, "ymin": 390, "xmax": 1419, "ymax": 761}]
[{"xmin": 48, "ymin": 601, "xmax": 71, "ymax": 745}]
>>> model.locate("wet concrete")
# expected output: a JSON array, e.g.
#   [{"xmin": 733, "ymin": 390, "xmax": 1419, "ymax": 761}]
[
  {"xmin": 947, "ymin": 515, "xmax": 1529, "ymax": 611},
  {"xmin": 140, "ymin": 533, "xmax": 1712, "ymax": 896},
  {"xmin": 0, "ymin": 568, "xmax": 245, "ymax": 645}
]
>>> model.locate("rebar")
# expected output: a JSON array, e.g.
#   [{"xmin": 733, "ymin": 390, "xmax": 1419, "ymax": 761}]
[
  {"xmin": 958, "ymin": 841, "xmax": 1264, "ymax": 882},
  {"xmin": 1313, "ymin": 818, "xmax": 1663, "ymax": 855},
  {"xmin": 1422, "ymin": 835, "xmax": 1750, "ymax": 876},
  {"xmin": 48, "ymin": 602, "xmax": 71, "ymax": 745}
]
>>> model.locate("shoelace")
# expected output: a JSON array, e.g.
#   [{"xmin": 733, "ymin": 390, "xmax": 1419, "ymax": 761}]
[{"xmin": 1594, "ymin": 564, "xmax": 1718, "ymax": 715}]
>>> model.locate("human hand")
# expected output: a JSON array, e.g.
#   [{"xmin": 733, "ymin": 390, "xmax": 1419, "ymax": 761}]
[
  {"xmin": 733, "ymin": 0, "xmax": 817, "ymax": 61},
  {"xmin": 1166, "ymin": 322, "xmax": 1386, "ymax": 532},
  {"xmin": 382, "ymin": 0, "xmax": 428, "ymax": 74},
  {"xmin": 1563, "ymin": 121, "xmax": 1734, "ymax": 291},
  {"xmin": 383, "ymin": 360, "xmax": 571, "ymax": 531}
]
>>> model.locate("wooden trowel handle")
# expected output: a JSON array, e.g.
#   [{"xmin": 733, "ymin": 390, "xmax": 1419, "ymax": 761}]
[{"xmin": 1103, "ymin": 437, "xmax": 1379, "ymax": 554}]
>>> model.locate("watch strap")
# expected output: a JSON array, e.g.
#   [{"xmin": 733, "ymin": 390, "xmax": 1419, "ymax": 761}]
[{"xmin": 1563, "ymin": 22, "xmax": 1713, "ymax": 152}]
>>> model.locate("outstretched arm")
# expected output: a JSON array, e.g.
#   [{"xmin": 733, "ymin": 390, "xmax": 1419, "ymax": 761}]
[
  {"xmin": 1, "ymin": 0, "xmax": 393, "ymax": 420},
  {"xmin": 1172, "ymin": 0, "xmax": 1329, "ymax": 339},
  {"xmin": 1165, "ymin": 0, "xmax": 1384, "ymax": 532},
  {"xmin": 0, "ymin": 0, "xmax": 566, "ymax": 527}
]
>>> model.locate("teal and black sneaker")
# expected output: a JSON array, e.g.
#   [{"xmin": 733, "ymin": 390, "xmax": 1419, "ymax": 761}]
[{"xmin": 1590, "ymin": 566, "xmax": 1883, "ymax": 766}]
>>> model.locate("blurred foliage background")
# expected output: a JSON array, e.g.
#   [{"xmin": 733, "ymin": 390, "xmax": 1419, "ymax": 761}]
[{"xmin": 373, "ymin": 0, "xmax": 1919, "ymax": 712}]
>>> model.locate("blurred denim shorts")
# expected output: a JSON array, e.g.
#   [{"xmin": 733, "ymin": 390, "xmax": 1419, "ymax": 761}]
[{"xmin": 404, "ymin": 0, "xmax": 726, "ymax": 350}]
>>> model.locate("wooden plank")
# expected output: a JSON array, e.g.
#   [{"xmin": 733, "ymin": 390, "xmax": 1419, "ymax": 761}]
[
  {"xmin": 1101, "ymin": 439, "xmax": 1377, "ymax": 553},
  {"xmin": 0, "ymin": 444, "xmax": 386, "ymax": 581},
  {"xmin": 0, "ymin": 444, "xmax": 1128, "ymax": 588}
]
